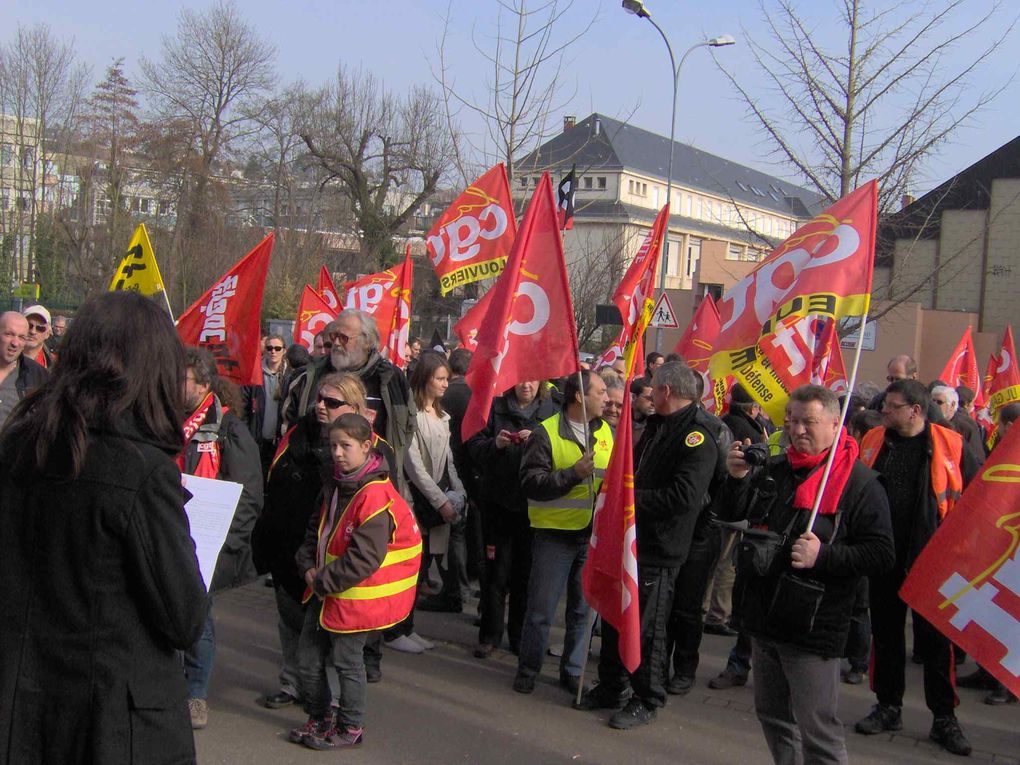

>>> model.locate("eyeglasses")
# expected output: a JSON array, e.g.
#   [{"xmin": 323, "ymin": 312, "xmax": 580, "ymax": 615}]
[
  {"xmin": 881, "ymin": 401, "xmax": 913, "ymax": 411},
  {"xmin": 317, "ymin": 394, "xmax": 348, "ymax": 410},
  {"xmin": 328, "ymin": 330, "xmax": 353, "ymax": 346},
  {"xmin": 27, "ymin": 321, "xmax": 47, "ymax": 332},
  {"xmin": 886, "ymin": 375, "xmax": 905, "ymax": 383},
  {"xmin": 264, "ymin": 345, "xmax": 284, "ymax": 352}
]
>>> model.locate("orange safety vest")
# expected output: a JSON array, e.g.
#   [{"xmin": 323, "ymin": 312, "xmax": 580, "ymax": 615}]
[
  {"xmin": 308, "ymin": 478, "xmax": 423, "ymax": 633},
  {"xmin": 859, "ymin": 423, "xmax": 964, "ymax": 519}
]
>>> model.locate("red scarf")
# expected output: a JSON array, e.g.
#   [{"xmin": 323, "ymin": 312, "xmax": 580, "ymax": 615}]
[
  {"xmin": 786, "ymin": 427, "xmax": 858, "ymax": 516},
  {"xmin": 178, "ymin": 393, "xmax": 222, "ymax": 478}
]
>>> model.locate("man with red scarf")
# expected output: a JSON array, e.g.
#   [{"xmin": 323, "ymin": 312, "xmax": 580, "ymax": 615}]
[
  {"xmin": 716, "ymin": 385, "xmax": 894, "ymax": 765},
  {"xmin": 180, "ymin": 347, "xmax": 264, "ymax": 729}
]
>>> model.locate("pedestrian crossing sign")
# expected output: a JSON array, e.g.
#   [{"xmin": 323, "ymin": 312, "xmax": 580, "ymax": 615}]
[{"xmin": 650, "ymin": 293, "xmax": 679, "ymax": 328}]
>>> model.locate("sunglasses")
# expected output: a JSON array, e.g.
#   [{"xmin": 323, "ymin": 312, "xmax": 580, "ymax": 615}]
[
  {"xmin": 328, "ymin": 331, "xmax": 353, "ymax": 345},
  {"xmin": 27, "ymin": 322, "xmax": 47, "ymax": 332},
  {"xmin": 317, "ymin": 394, "xmax": 349, "ymax": 410},
  {"xmin": 264, "ymin": 345, "xmax": 284, "ymax": 352}
]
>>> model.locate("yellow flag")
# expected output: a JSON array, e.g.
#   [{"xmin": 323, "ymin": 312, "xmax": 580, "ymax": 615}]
[{"xmin": 109, "ymin": 224, "xmax": 168, "ymax": 297}]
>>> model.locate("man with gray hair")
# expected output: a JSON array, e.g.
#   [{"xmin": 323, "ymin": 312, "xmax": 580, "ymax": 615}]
[
  {"xmin": 578, "ymin": 361, "xmax": 720, "ymax": 730},
  {"xmin": 932, "ymin": 384, "xmax": 985, "ymax": 463}
]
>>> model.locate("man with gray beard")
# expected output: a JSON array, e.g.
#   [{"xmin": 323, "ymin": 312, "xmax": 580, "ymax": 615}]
[{"xmin": 280, "ymin": 309, "xmax": 416, "ymax": 495}]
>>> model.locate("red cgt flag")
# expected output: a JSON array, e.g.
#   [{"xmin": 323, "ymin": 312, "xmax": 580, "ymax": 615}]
[
  {"xmin": 453, "ymin": 291, "xmax": 488, "ymax": 353},
  {"xmin": 343, "ymin": 248, "xmax": 413, "ymax": 366},
  {"xmin": 759, "ymin": 315, "xmax": 849, "ymax": 397},
  {"xmin": 177, "ymin": 233, "xmax": 274, "ymax": 387},
  {"xmin": 318, "ymin": 266, "xmax": 342, "ymax": 313},
  {"xmin": 460, "ymin": 173, "xmax": 581, "ymax": 441},
  {"xmin": 939, "ymin": 326, "xmax": 984, "ymax": 407},
  {"xmin": 427, "ymin": 163, "xmax": 517, "ymax": 295},
  {"xmin": 294, "ymin": 285, "xmax": 338, "ymax": 351},
  {"xmin": 675, "ymin": 295, "xmax": 729, "ymax": 414},
  {"xmin": 596, "ymin": 204, "xmax": 669, "ymax": 370},
  {"xmin": 900, "ymin": 422, "xmax": 1020, "ymax": 698},
  {"xmin": 583, "ymin": 375, "xmax": 641, "ymax": 672},
  {"xmin": 384, "ymin": 246, "xmax": 414, "ymax": 369}
]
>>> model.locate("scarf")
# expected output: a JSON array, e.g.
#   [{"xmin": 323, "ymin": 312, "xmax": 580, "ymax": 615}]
[
  {"xmin": 786, "ymin": 427, "xmax": 858, "ymax": 516},
  {"xmin": 178, "ymin": 393, "xmax": 221, "ymax": 478}
]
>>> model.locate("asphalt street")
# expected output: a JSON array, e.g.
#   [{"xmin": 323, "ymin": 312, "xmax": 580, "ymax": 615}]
[{"xmin": 195, "ymin": 581, "xmax": 1019, "ymax": 765}]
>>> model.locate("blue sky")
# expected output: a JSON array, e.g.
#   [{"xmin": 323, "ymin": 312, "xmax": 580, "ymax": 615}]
[{"xmin": 7, "ymin": 0, "xmax": 1018, "ymax": 196}]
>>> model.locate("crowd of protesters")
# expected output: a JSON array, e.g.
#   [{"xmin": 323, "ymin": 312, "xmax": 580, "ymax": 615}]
[{"xmin": 0, "ymin": 295, "xmax": 1014, "ymax": 763}]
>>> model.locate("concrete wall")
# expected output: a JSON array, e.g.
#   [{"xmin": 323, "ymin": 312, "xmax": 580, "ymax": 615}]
[
  {"xmin": 891, "ymin": 239, "xmax": 937, "ymax": 309},
  {"xmin": 935, "ymin": 209, "xmax": 985, "ymax": 312},
  {"xmin": 980, "ymin": 178, "xmax": 1020, "ymax": 334}
]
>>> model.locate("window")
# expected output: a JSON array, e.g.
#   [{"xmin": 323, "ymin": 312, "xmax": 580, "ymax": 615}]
[
  {"xmin": 140, "ymin": 198, "xmax": 151, "ymax": 214},
  {"xmin": 750, "ymin": 185, "xmax": 766, "ymax": 197},
  {"xmin": 0, "ymin": 190, "xmax": 8, "ymax": 210},
  {"xmin": 583, "ymin": 176, "xmax": 593, "ymax": 190},
  {"xmin": 666, "ymin": 237, "xmax": 681, "ymax": 276},
  {"xmin": 597, "ymin": 176, "xmax": 606, "ymax": 189},
  {"xmin": 519, "ymin": 177, "xmax": 528, "ymax": 188},
  {"xmin": 159, "ymin": 200, "xmax": 171, "ymax": 215},
  {"xmin": 727, "ymin": 244, "xmax": 743, "ymax": 261},
  {"xmin": 685, "ymin": 237, "xmax": 702, "ymax": 279},
  {"xmin": 20, "ymin": 147, "xmax": 34, "ymax": 170},
  {"xmin": 736, "ymin": 181, "xmax": 749, "ymax": 192},
  {"xmin": 1, "ymin": 144, "xmax": 12, "ymax": 165}
]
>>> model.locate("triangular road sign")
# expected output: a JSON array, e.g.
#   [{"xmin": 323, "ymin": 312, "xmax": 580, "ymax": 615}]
[{"xmin": 649, "ymin": 292, "xmax": 679, "ymax": 328}]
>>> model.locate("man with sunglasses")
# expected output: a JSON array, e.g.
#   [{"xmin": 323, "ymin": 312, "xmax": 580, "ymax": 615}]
[
  {"xmin": 21, "ymin": 304, "xmax": 54, "ymax": 369},
  {"xmin": 242, "ymin": 333, "xmax": 290, "ymax": 478},
  {"xmin": 281, "ymin": 309, "xmax": 415, "ymax": 495}
]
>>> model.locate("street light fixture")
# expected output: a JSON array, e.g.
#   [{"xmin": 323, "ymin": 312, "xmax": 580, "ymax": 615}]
[{"xmin": 621, "ymin": 0, "xmax": 735, "ymax": 351}]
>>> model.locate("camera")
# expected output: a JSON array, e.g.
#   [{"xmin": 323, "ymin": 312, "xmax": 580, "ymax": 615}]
[{"xmin": 740, "ymin": 442, "xmax": 771, "ymax": 467}]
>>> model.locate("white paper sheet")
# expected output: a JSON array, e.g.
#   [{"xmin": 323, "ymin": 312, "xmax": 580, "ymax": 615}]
[{"xmin": 181, "ymin": 474, "xmax": 243, "ymax": 590}]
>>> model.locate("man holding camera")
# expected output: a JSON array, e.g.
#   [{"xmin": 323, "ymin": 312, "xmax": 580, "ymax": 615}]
[{"xmin": 717, "ymin": 385, "xmax": 894, "ymax": 765}]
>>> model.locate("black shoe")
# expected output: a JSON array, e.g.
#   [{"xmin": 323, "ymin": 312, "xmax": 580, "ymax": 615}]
[
  {"xmin": 841, "ymin": 669, "xmax": 865, "ymax": 685},
  {"xmin": 559, "ymin": 672, "xmax": 581, "ymax": 695},
  {"xmin": 416, "ymin": 596, "xmax": 462, "ymax": 613},
  {"xmin": 985, "ymin": 685, "xmax": 1017, "ymax": 705},
  {"xmin": 855, "ymin": 704, "xmax": 903, "ymax": 735},
  {"xmin": 608, "ymin": 698, "xmax": 656, "ymax": 730},
  {"xmin": 474, "ymin": 643, "xmax": 496, "ymax": 659},
  {"xmin": 512, "ymin": 672, "xmax": 535, "ymax": 694},
  {"xmin": 930, "ymin": 716, "xmax": 972, "ymax": 756},
  {"xmin": 666, "ymin": 674, "xmax": 695, "ymax": 695},
  {"xmin": 708, "ymin": 668, "xmax": 747, "ymax": 690},
  {"xmin": 260, "ymin": 690, "xmax": 299, "ymax": 709},
  {"xmin": 365, "ymin": 666, "xmax": 382, "ymax": 684},
  {"xmin": 956, "ymin": 668, "xmax": 995, "ymax": 690},
  {"xmin": 573, "ymin": 683, "xmax": 631, "ymax": 711},
  {"xmin": 703, "ymin": 622, "xmax": 737, "ymax": 637}
]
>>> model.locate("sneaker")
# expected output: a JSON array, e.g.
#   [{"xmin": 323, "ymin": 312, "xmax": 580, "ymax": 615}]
[
  {"xmin": 666, "ymin": 674, "xmax": 695, "ymax": 696},
  {"xmin": 188, "ymin": 698, "xmax": 208, "ymax": 730},
  {"xmin": 260, "ymin": 690, "xmax": 299, "ymax": 709},
  {"xmin": 985, "ymin": 685, "xmax": 1018, "ymax": 705},
  {"xmin": 385, "ymin": 635, "xmax": 425, "ymax": 654},
  {"xmin": 708, "ymin": 668, "xmax": 747, "ymax": 690},
  {"xmin": 573, "ymin": 683, "xmax": 631, "ymax": 711},
  {"xmin": 855, "ymin": 704, "xmax": 903, "ymax": 735},
  {"xmin": 929, "ymin": 716, "xmax": 972, "ymax": 756},
  {"xmin": 512, "ymin": 672, "xmax": 536, "ymax": 694},
  {"xmin": 288, "ymin": 715, "xmax": 331, "ymax": 744},
  {"xmin": 304, "ymin": 724, "xmax": 364, "ymax": 750},
  {"xmin": 608, "ymin": 698, "xmax": 656, "ymax": 730},
  {"xmin": 365, "ymin": 665, "xmax": 382, "ymax": 683},
  {"xmin": 841, "ymin": 669, "xmax": 865, "ymax": 685},
  {"xmin": 474, "ymin": 643, "xmax": 496, "ymax": 659},
  {"xmin": 407, "ymin": 631, "xmax": 434, "ymax": 650},
  {"xmin": 559, "ymin": 672, "xmax": 581, "ymax": 695}
]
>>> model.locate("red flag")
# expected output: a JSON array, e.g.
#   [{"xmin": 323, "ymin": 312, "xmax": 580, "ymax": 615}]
[
  {"xmin": 453, "ymin": 290, "xmax": 490, "ymax": 353},
  {"xmin": 938, "ymin": 326, "xmax": 983, "ymax": 407},
  {"xmin": 596, "ymin": 204, "xmax": 669, "ymax": 370},
  {"xmin": 461, "ymin": 173, "xmax": 581, "ymax": 441},
  {"xmin": 900, "ymin": 422, "xmax": 1020, "ymax": 698},
  {"xmin": 759, "ymin": 315, "xmax": 849, "ymax": 396},
  {"xmin": 674, "ymin": 295, "xmax": 728, "ymax": 413},
  {"xmin": 710, "ymin": 181, "xmax": 877, "ymax": 423},
  {"xmin": 583, "ymin": 375, "xmax": 641, "ymax": 672},
  {"xmin": 384, "ymin": 246, "xmax": 414, "ymax": 368},
  {"xmin": 177, "ymin": 233, "xmax": 273, "ymax": 386},
  {"xmin": 294, "ymin": 285, "xmax": 338, "ymax": 351},
  {"xmin": 427, "ymin": 163, "xmax": 517, "ymax": 295},
  {"xmin": 318, "ymin": 266, "xmax": 342, "ymax": 312},
  {"xmin": 985, "ymin": 325, "xmax": 1020, "ymax": 420},
  {"xmin": 342, "ymin": 249, "xmax": 413, "ymax": 364}
]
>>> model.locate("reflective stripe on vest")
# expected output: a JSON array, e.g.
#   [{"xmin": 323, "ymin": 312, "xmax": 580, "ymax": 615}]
[
  {"xmin": 859, "ymin": 423, "xmax": 964, "ymax": 519},
  {"xmin": 528, "ymin": 414, "xmax": 613, "ymax": 531}
]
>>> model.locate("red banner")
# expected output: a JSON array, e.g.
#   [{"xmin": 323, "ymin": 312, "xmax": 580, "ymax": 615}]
[
  {"xmin": 318, "ymin": 266, "xmax": 342, "ymax": 313},
  {"xmin": 938, "ymin": 326, "xmax": 983, "ymax": 407},
  {"xmin": 709, "ymin": 181, "xmax": 877, "ymax": 423},
  {"xmin": 583, "ymin": 374, "xmax": 641, "ymax": 672},
  {"xmin": 675, "ymin": 295, "xmax": 728, "ymax": 413},
  {"xmin": 900, "ymin": 423, "xmax": 1020, "ymax": 698},
  {"xmin": 759, "ymin": 315, "xmax": 849, "ymax": 396},
  {"xmin": 294, "ymin": 285, "xmax": 338, "ymax": 351},
  {"xmin": 427, "ymin": 163, "xmax": 517, "ymax": 295},
  {"xmin": 453, "ymin": 293, "xmax": 488, "ymax": 353},
  {"xmin": 596, "ymin": 205, "xmax": 668, "ymax": 370},
  {"xmin": 177, "ymin": 233, "xmax": 274, "ymax": 386},
  {"xmin": 384, "ymin": 246, "xmax": 413, "ymax": 368},
  {"xmin": 985, "ymin": 325, "xmax": 1020, "ymax": 420},
  {"xmin": 461, "ymin": 173, "xmax": 580, "ymax": 441},
  {"xmin": 342, "ymin": 250, "xmax": 413, "ymax": 364}
]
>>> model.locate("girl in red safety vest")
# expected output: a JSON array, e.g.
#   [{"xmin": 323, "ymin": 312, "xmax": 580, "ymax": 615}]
[{"xmin": 291, "ymin": 413, "xmax": 423, "ymax": 750}]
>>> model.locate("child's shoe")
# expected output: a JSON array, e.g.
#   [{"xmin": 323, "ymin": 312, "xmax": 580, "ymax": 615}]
[{"xmin": 304, "ymin": 724, "xmax": 364, "ymax": 750}]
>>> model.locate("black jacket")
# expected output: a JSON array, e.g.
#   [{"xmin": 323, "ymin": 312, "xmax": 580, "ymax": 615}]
[
  {"xmin": 0, "ymin": 419, "xmax": 208, "ymax": 764},
  {"xmin": 442, "ymin": 377, "xmax": 476, "ymax": 495},
  {"xmin": 950, "ymin": 409, "xmax": 987, "ymax": 464},
  {"xmin": 181, "ymin": 397, "xmax": 264, "ymax": 593},
  {"xmin": 723, "ymin": 408, "xmax": 767, "ymax": 445},
  {"xmin": 716, "ymin": 456, "xmax": 894, "ymax": 657},
  {"xmin": 633, "ymin": 404, "xmax": 720, "ymax": 568},
  {"xmin": 14, "ymin": 353, "xmax": 48, "ymax": 400}
]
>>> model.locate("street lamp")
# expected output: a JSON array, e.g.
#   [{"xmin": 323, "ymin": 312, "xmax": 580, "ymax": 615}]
[{"xmin": 622, "ymin": 0, "xmax": 735, "ymax": 351}]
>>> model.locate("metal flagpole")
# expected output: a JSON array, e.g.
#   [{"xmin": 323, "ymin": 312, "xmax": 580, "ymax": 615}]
[
  {"xmin": 574, "ymin": 367, "xmax": 596, "ymax": 706},
  {"xmin": 806, "ymin": 313, "xmax": 870, "ymax": 533}
]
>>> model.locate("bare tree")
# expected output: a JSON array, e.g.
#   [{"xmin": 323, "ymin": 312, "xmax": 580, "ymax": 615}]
[
  {"xmin": 718, "ymin": 0, "xmax": 1012, "ymax": 214},
  {"xmin": 568, "ymin": 225, "xmax": 629, "ymax": 349},
  {"xmin": 298, "ymin": 66, "xmax": 457, "ymax": 269}
]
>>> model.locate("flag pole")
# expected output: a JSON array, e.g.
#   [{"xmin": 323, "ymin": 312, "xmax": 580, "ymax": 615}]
[{"xmin": 806, "ymin": 312, "xmax": 869, "ymax": 533}]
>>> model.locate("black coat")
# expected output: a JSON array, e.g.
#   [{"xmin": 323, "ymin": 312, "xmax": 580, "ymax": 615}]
[
  {"xmin": 14, "ymin": 353, "xmax": 48, "ymax": 399},
  {"xmin": 442, "ymin": 377, "xmax": 476, "ymax": 495},
  {"xmin": 0, "ymin": 420, "xmax": 208, "ymax": 764}
]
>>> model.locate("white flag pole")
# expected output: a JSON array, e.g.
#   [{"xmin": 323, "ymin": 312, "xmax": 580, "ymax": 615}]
[{"xmin": 806, "ymin": 311, "xmax": 869, "ymax": 534}]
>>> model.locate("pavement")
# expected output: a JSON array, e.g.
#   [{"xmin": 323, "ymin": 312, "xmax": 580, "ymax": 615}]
[{"xmin": 196, "ymin": 581, "xmax": 1019, "ymax": 765}]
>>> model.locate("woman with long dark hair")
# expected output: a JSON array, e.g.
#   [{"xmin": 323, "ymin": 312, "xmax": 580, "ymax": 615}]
[{"xmin": 0, "ymin": 291, "xmax": 208, "ymax": 764}]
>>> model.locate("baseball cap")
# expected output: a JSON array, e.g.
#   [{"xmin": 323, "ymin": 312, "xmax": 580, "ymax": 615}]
[{"xmin": 22, "ymin": 305, "xmax": 51, "ymax": 325}]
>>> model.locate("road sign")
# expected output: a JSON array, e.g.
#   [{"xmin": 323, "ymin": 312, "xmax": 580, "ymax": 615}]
[{"xmin": 649, "ymin": 292, "xmax": 679, "ymax": 328}]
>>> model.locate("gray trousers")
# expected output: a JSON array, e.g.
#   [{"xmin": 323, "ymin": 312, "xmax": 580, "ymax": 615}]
[
  {"xmin": 752, "ymin": 638, "xmax": 847, "ymax": 765},
  {"xmin": 274, "ymin": 585, "xmax": 304, "ymax": 697}
]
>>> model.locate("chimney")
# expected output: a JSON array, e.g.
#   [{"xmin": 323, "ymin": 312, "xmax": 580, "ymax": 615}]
[
  {"xmin": 901, "ymin": 194, "xmax": 915, "ymax": 210},
  {"xmin": 563, "ymin": 115, "xmax": 575, "ymax": 133},
  {"xmin": 594, "ymin": 116, "xmax": 601, "ymax": 136}
]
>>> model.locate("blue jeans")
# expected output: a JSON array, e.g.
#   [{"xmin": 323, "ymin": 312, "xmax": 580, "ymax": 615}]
[
  {"xmin": 184, "ymin": 606, "xmax": 216, "ymax": 699},
  {"xmin": 516, "ymin": 530, "xmax": 590, "ymax": 680}
]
